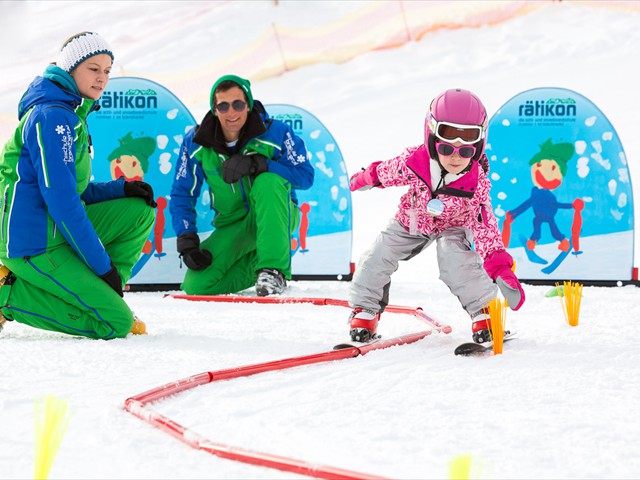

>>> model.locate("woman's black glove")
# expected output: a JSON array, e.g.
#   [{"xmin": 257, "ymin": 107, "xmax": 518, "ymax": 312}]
[
  {"xmin": 100, "ymin": 261, "xmax": 124, "ymax": 297},
  {"xmin": 124, "ymin": 180, "xmax": 157, "ymax": 207},
  {"xmin": 222, "ymin": 154, "xmax": 268, "ymax": 183},
  {"xmin": 177, "ymin": 232, "xmax": 212, "ymax": 270}
]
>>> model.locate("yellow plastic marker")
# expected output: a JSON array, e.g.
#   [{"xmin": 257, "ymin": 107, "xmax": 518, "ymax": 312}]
[
  {"xmin": 449, "ymin": 454, "xmax": 483, "ymax": 480},
  {"xmin": 487, "ymin": 297, "xmax": 508, "ymax": 355},
  {"xmin": 558, "ymin": 281, "xmax": 583, "ymax": 327},
  {"xmin": 34, "ymin": 395, "xmax": 71, "ymax": 480}
]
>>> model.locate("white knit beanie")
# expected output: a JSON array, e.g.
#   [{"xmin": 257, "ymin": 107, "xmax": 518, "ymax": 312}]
[{"xmin": 57, "ymin": 32, "xmax": 114, "ymax": 73}]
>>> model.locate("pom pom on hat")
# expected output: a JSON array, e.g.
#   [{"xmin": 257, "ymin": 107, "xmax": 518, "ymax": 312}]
[{"xmin": 57, "ymin": 32, "xmax": 114, "ymax": 73}]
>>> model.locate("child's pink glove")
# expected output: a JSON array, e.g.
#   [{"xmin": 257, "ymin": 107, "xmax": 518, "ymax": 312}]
[
  {"xmin": 483, "ymin": 249, "xmax": 525, "ymax": 310},
  {"xmin": 349, "ymin": 162, "xmax": 381, "ymax": 191}
]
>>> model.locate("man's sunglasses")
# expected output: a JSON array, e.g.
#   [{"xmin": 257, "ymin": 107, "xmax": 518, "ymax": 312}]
[{"xmin": 215, "ymin": 100, "xmax": 247, "ymax": 113}]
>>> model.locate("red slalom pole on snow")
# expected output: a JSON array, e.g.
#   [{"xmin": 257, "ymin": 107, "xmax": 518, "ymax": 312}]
[
  {"xmin": 124, "ymin": 331, "xmax": 436, "ymax": 480},
  {"xmin": 166, "ymin": 293, "xmax": 350, "ymax": 306},
  {"xmin": 165, "ymin": 294, "xmax": 452, "ymax": 334},
  {"xmin": 125, "ymin": 296, "xmax": 451, "ymax": 479}
]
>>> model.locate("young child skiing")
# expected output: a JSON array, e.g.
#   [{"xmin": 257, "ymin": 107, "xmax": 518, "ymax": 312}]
[{"xmin": 348, "ymin": 88, "xmax": 525, "ymax": 343}]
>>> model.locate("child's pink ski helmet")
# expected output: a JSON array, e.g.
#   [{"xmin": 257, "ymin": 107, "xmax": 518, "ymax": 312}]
[{"xmin": 425, "ymin": 88, "xmax": 488, "ymax": 161}]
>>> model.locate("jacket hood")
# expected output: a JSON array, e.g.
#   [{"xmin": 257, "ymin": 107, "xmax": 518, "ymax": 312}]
[
  {"xmin": 193, "ymin": 100, "xmax": 269, "ymax": 155},
  {"xmin": 18, "ymin": 71, "xmax": 85, "ymax": 120}
]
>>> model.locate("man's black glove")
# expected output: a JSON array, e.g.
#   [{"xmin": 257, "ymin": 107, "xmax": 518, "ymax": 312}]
[
  {"xmin": 124, "ymin": 180, "xmax": 157, "ymax": 208},
  {"xmin": 177, "ymin": 232, "xmax": 212, "ymax": 271},
  {"xmin": 222, "ymin": 153, "xmax": 268, "ymax": 184},
  {"xmin": 100, "ymin": 261, "xmax": 124, "ymax": 297}
]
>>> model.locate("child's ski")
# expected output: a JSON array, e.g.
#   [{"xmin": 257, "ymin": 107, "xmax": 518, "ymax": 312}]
[{"xmin": 454, "ymin": 334, "xmax": 516, "ymax": 356}]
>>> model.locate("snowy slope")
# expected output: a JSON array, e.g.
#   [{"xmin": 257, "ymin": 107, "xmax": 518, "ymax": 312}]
[{"xmin": 1, "ymin": 2, "xmax": 640, "ymax": 479}]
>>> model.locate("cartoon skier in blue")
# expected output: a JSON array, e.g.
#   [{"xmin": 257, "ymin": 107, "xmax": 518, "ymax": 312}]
[{"xmin": 502, "ymin": 139, "xmax": 584, "ymax": 271}]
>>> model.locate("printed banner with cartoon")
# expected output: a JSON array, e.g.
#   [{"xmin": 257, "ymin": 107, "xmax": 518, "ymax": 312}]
[
  {"xmin": 486, "ymin": 87, "xmax": 634, "ymax": 281},
  {"xmin": 266, "ymin": 104, "xmax": 352, "ymax": 279},
  {"xmin": 90, "ymin": 78, "xmax": 353, "ymax": 285}
]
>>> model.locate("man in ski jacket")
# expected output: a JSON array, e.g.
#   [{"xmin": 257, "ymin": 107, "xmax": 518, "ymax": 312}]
[
  {"xmin": 0, "ymin": 32, "xmax": 155, "ymax": 339},
  {"xmin": 170, "ymin": 75, "xmax": 314, "ymax": 296}
]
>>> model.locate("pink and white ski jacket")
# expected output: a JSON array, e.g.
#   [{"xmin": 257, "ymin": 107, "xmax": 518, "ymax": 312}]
[{"xmin": 375, "ymin": 144, "xmax": 505, "ymax": 260}]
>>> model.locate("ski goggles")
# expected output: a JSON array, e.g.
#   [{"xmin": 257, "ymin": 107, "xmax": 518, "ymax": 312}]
[
  {"xmin": 433, "ymin": 119, "xmax": 484, "ymax": 145},
  {"xmin": 435, "ymin": 141, "xmax": 477, "ymax": 159},
  {"xmin": 215, "ymin": 99, "xmax": 247, "ymax": 113}
]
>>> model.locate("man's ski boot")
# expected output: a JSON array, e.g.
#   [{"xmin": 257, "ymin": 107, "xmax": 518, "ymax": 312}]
[
  {"xmin": 255, "ymin": 268, "xmax": 287, "ymax": 296},
  {"xmin": 349, "ymin": 307, "xmax": 380, "ymax": 343}
]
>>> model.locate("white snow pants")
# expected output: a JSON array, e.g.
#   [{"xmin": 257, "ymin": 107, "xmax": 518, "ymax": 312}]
[{"xmin": 349, "ymin": 219, "xmax": 497, "ymax": 317}]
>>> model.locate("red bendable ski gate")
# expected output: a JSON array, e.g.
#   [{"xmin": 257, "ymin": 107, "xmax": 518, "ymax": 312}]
[{"xmin": 125, "ymin": 295, "xmax": 451, "ymax": 479}]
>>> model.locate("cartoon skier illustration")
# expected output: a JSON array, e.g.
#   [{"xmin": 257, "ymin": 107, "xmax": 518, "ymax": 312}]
[
  {"xmin": 502, "ymin": 138, "xmax": 584, "ymax": 274},
  {"xmin": 290, "ymin": 202, "xmax": 311, "ymax": 255},
  {"xmin": 107, "ymin": 132, "xmax": 156, "ymax": 182},
  {"xmin": 106, "ymin": 132, "xmax": 166, "ymax": 273}
]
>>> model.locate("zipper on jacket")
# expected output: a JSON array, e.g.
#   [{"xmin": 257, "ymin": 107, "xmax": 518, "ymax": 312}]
[
  {"xmin": 1, "ymin": 187, "xmax": 9, "ymax": 242},
  {"xmin": 239, "ymin": 179, "xmax": 250, "ymax": 213},
  {"xmin": 88, "ymin": 134, "xmax": 94, "ymax": 159},
  {"xmin": 408, "ymin": 193, "xmax": 418, "ymax": 235},
  {"xmin": 219, "ymin": 154, "xmax": 235, "ymax": 193}
]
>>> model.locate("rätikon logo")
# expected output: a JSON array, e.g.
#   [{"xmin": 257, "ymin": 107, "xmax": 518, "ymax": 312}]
[
  {"xmin": 518, "ymin": 98, "xmax": 577, "ymax": 118},
  {"xmin": 100, "ymin": 89, "xmax": 158, "ymax": 109},
  {"xmin": 273, "ymin": 113, "xmax": 303, "ymax": 132}
]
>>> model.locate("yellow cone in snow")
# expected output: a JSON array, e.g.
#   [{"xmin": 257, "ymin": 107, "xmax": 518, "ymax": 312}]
[{"xmin": 34, "ymin": 395, "xmax": 71, "ymax": 480}]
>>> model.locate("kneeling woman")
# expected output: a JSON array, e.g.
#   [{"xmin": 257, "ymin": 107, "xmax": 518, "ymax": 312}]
[{"xmin": 0, "ymin": 32, "xmax": 156, "ymax": 339}]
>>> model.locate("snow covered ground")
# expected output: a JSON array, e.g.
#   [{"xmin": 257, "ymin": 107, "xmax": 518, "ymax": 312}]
[{"xmin": 1, "ymin": 2, "xmax": 640, "ymax": 479}]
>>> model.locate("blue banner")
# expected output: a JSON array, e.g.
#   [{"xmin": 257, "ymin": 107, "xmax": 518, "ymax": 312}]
[
  {"xmin": 91, "ymin": 77, "xmax": 196, "ymax": 284},
  {"xmin": 487, "ymin": 87, "xmax": 634, "ymax": 280},
  {"xmin": 266, "ymin": 104, "xmax": 353, "ymax": 278},
  {"xmin": 90, "ymin": 78, "xmax": 352, "ymax": 284}
]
